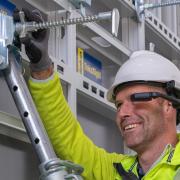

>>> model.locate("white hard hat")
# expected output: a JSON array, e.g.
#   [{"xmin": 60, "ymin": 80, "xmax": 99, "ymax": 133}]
[{"xmin": 107, "ymin": 50, "xmax": 180, "ymax": 103}]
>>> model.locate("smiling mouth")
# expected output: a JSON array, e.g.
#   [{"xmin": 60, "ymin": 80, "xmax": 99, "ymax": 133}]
[{"xmin": 124, "ymin": 123, "xmax": 138, "ymax": 131}]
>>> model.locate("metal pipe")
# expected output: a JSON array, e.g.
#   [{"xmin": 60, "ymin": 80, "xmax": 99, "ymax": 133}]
[
  {"xmin": 3, "ymin": 47, "xmax": 84, "ymax": 179},
  {"xmin": 3, "ymin": 47, "xmax": 56, "ymax": 163}
]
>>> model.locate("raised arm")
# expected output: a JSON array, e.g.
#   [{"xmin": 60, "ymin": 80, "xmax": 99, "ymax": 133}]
[{"xmin": 14, "ymin": 8, "xmax": 123, "ymax": 180}]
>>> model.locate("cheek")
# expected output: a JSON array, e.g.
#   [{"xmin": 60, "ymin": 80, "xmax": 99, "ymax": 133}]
[
  {"xmin": 116, "ymin": 114, "xmax": 123, "ymax": 131},
  {"xmin": 135, "ymin": 102, "xmax": 164, "ymax": 126},
  {"xmin": 134, "ymin": 100, "xmax": 163, "ymax": 114},
  {"xmin": 115, "ymin": 114, "xmax": 120, "ymax": 126}
]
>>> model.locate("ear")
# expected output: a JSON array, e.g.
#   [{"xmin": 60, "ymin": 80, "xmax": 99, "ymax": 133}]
[
  {"xmin": 163, "ymin": 100, "xmax": 177, "ymax": 125},
  {"xmin": 163, "ymin": 100, "xmax": 173, "ymax": 113},
  {"xmin": 161, "ymin": 100, "xmax": 173, "ymax": 123}
]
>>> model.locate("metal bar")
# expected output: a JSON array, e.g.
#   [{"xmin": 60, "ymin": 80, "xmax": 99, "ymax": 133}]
[
  {"xmin": 3, "ymin": 47, "xmax": 57, "ymax": 163},
  {"xmin": 2, "ymin": 47, "xmax": 84, "ymax": 179},
  {"xmin": 144, "ymin": 0, "xmax": 180, "ymax": 10},
  {"xmin": 85, "ymin": 22, "xmax": 131, "ymax": 56},
  {"xmin": 15, "ymin": 12, "xmax": 111, "ymax": 35}
]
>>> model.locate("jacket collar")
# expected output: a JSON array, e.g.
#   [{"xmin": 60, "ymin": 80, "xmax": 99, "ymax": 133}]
[{"xmin": 114, "ymin": 134, "xmax": 180, "ymax": 176}]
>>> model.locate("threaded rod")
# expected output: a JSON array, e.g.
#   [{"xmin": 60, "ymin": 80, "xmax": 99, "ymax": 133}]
[
  {"xmin": 144, "ymin": 0, "xmax": 180, "ymax": 10},
  {"xmin": 34, "ymin": 15, "xmax": 99, "ymax": 30}
]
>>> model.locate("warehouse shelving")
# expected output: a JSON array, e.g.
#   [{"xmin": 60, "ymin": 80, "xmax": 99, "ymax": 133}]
[
  {"xmin": 23, "ymin": 0, "xmax": 180, "ymax": 60},
  {"xmin": 145, "ymin": 11, "xmax": 180, "ymax": 61},
  {"xmin": 54, "ymin": 58, "xmax": 116, "ymax": 113},
  {"xmin": 76, "ymin": 23, "xmax": 131, "ymax": 89}
]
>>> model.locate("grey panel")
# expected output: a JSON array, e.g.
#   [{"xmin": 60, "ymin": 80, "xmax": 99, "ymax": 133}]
[
  {"xmin": 77, "ymin": 103, "xmax": 124, "ymax": 153},
  {"xmin": 0, "ymin": 72, "xmax": 20, "ymax": 118},
  {"xmin": 0, "ymin": 134, "xmax": 39, "ymax": 180}
]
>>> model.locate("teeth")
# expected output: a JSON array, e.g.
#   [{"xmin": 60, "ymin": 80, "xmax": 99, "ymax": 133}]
[{"xmin": 124, "ymin": 124, "xmax": 137, "ymax": 130}]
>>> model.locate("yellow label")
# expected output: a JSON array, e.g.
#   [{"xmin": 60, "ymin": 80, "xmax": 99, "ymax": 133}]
[{"xmin": 77, "ymin": 48, "xmax": 84, "ymax": 74}]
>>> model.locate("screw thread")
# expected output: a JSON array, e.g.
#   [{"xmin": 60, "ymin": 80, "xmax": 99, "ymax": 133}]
[
  {"xmin": 34, "ymin": 15, "xmax": 99, "ymax": 30},
  {"xmin": 145, "ymin": 0, "xmax": 180, "ymax": 10}
]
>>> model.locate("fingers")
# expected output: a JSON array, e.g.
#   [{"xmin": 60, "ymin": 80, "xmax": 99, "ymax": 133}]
[
  {"xmin": 13, "ymin": 8, "xmax": 47, "ymax": 41},
  {"xmin": 13, "ymin": 8, "xmax": 43, "ymax": 23},
  {"xmin": 24, "ymin": 40, "xmax": 42, "ymax": 64},
  {"xmin": 13, "ymin": 8, "xmax": 20, "ymax": 22},
  {"xmin": 13, "ymin": 7, "xmax": 48, "ymax": 57},
  {"xmin": 20, "ymin": 34, "xmax": 42, "ymax": 63},
  {"xmin": 25, "ymin": 9, "xmax": 47, "ymax": 40},
  {"xmin": 20, "ymin": 35, "xmax": 31, "ymax": 46},
  {"xmin": 32, "ymin": 29, "xmax": 47, "ymax": 40},
  {"xmin": 13, "ymin": 34, "xmax": 21, "ymax": 49},
  {"xmin": 22, "ymin": 8, "xmax": 43, "ymax": 23},
  {"xmin": 28, "ymin": 9, "xmax": 47, "ymax": 40}
]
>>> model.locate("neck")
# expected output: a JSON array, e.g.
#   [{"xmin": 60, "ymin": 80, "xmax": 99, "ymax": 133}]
[{"xmin": 137, "ymin": 135, "xmax": 178, "ymax": 173}]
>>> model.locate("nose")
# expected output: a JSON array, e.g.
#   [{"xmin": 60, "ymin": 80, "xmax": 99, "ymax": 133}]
[{"xmin": 117, "ymin": 100, "xmax": 134, "ymax": 120}]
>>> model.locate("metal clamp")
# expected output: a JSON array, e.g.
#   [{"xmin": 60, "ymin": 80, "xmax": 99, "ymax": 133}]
[
  {"xmin": 39, "ymin": 158, "xmax": 84, "ymax": 180},
  {"xmin": 69, "ymin": 0, "xmax": 91, "ymax": 16},
  {"xmin": 0, "ymin": 13, "xmax": 14, "ymax": 69}
]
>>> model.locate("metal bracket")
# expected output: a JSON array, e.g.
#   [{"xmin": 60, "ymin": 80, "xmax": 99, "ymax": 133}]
[
  {"xmin": 135, "ymin": 0, "xmax": 145, "ymax": 22},
  {"xmin": 39, "ymin": 158, "xmax": 84, "ymax": 179},
  {"xmin": 135, "ymin": 0, "xmax": 180, "ymax": 22},
  {"xmin": 0, "ymin": 12, "xmax": 14, "ymax": 69},
  {"xmin": 69, "ymin": 0, "xmax": 91, "ymax": 16},
  {"xmin": 69, "ymin": 0, "xmax": 91, "ymax": 9}
]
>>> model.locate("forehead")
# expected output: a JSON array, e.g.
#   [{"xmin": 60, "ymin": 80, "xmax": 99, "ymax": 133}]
[{"xmin": 115, "ymin": 84, "xmax": 165, "ymax": 100}]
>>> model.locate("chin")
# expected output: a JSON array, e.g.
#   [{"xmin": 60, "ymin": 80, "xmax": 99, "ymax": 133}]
[
  {"xmin": 126, "ymin": 143, "xmax": 136, "ymax": 149},
  {"xmin": 124, "ymin": 134, "xmax": 143, "ymax": 148},
  {"xmin": 125, "ymin": 140, "xmax": 140, "ymax": 150}
]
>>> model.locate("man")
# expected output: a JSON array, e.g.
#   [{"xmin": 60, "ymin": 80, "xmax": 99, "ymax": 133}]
[{"xmin": 15, "ymin": 9, "xmax": 180, "ymax": 180}]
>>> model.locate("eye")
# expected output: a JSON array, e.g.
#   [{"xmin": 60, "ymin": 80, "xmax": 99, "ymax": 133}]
[{"xmin": 115, "ymin": 101, "xmax": 122, "ymax": 110}]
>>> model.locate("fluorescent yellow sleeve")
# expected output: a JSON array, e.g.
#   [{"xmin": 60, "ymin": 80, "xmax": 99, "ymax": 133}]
[{"xmin": 28, "ymin": 72, "xmax": 124, "ymax": 180}]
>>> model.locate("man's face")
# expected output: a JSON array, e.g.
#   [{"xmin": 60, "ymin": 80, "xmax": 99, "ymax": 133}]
[{"xmin": 115, "ymin": 84, "xmax": 168, "ymax": 152}]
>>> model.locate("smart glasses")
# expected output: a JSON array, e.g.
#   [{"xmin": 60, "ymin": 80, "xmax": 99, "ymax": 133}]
[{"xmin": 130, "ymin": 92, "xmax": 180, "ymax": 109}]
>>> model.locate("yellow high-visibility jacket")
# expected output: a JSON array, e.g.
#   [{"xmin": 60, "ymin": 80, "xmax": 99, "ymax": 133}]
[{"xmin": 29, "ymin": 72, "xmax": 180, "ymax": 180}]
